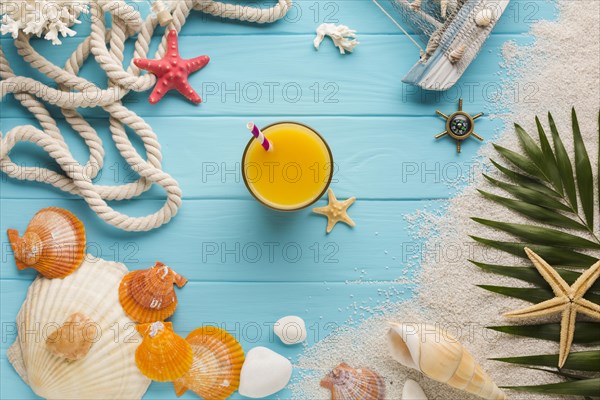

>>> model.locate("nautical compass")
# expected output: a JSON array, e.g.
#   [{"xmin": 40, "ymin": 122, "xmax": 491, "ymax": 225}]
[{"xmin": 435, "ymin": 98, "xmax": 483, "ymax": 153}]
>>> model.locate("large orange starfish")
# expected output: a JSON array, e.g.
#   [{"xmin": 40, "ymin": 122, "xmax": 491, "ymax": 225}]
[{"xmin": 134, "ymin": 30, "xmax": 209, "ymax": 104}]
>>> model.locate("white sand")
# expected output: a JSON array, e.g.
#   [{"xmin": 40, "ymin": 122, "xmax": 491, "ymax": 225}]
[{"xmin": 290, "ymin": 1, "xmax": 600, "ymax": 399}]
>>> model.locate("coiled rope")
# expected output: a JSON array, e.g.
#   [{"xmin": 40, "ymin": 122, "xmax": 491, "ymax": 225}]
[{"xmin": 0, "ymin": 0, "xmax": 292, "ymax": 231}]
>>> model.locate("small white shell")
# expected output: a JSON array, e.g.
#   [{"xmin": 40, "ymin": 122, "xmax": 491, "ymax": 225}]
[
  {"xmin": 475, "ymin": 8, "xmax": 496, "ymax": 27},
  {"xmin": 238, "ymin": 347, "xmax": 292, "ymax": 398},
  {"xmin": 274, "ymin": 316, "xmax": 307, "ymax": 345},
  {"xmin": 403, "ymin": 379, "xmax": 428, "ymax": 400},
  {"xmin": 449, "ymin": 45, "xmax": 466, "ymax": 64}
]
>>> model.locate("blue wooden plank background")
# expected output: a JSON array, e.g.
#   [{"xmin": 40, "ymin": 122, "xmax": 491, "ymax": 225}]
[{"xmin": 1, "ymin": 1, "xmax": 556, "ymax": 399}]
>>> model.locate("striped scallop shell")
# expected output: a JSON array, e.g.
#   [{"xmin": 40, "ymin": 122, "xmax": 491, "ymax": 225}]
[
  {"xmin": 7, "ymin": 207, "xmax": 85, "ymax": 278},
  {"xmin": 135, "ymin": 321, "xmax": 193, "ymax": 382},
  {"xmin": 119, "ymin": 262, "xmax": 187, "ymax": 323},
  {"xmin": 7, "ymin": 256, "xmax": 150, "ymax": 399},
  {"xmin": 320, "ymin": 362, "xmax": 386, "ymax": 400},
  {"xmin": 173, "ymin": 326, "xmax": 245, "ymax": 399}
]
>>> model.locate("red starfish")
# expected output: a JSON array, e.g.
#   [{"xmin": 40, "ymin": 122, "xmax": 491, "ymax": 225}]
[{"xmin": 133, "ymin": 30, "xmax": 209, "ymax": 104}]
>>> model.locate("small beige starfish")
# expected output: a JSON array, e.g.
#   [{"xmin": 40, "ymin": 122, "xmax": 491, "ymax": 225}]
[
  {"xmin": 313, "ymin": 189, "xmax": 356, "ymax": 234},
  {"xmin": 504, "ymin": 247, "xmax": 600, "ymax": 368}
]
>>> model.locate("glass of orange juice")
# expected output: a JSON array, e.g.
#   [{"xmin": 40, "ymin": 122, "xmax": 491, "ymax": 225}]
[{"xmin": 242, "ymin": 122, "xmax": 333, "ymax": 211}]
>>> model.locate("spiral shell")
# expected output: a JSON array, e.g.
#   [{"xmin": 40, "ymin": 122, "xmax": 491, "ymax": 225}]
[
  {"xmin": 173, "ymin": 326, "xmax": 245, "ymax": 399},
  {"xmin": 449, "ymin": 45, "xmax": 466, "ymax": 64},
  {"xmin": 387, "ymin": 323, "xmax": 505, "ymax": 400},
  {"xmin": 320, "ymin": 362, "xmax": 385, "ymax": 400},
  {"xmin": 7, "ymin": 207, "xmax": 85, "ymax": 278},
  {"xmin": 135, "ymin": 321, "xmax": 193, "ymax": 382},
  {"xmin": 119, "ymin": 262, "xmax": 187, "ymax": 323}
]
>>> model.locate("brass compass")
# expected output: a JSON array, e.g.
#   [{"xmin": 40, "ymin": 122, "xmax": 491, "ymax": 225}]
[{"xmin": 435, "ymin": 98, "xmax": 483, "ymax": 153}]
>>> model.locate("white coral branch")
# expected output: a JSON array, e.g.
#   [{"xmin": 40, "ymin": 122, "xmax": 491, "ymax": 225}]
[
  {"xmin": 0, "ymin": 0, "xmax": 89, "ymax": 45},
  {"xmin": 314, "ymin": 23, "xmax": 359, "ymax": 55}
]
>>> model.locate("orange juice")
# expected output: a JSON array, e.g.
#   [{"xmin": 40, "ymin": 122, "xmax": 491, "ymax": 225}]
[{"xmin": 242, "ymin": 122, "xmax": 333, "ymax": 211}]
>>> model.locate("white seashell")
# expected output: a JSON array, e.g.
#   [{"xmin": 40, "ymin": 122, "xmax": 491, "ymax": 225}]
[
  {"xmin": 7, "ymin": 256, "xmax": 151, "ymax": 399},
  {"xmin": 403, "ymin": 379, "xmax": 428, "ymax": 400},
  {"xmin": 274, "ymin": 316, "xmax": 307, "ymax": 345},
  {"xmin": 449, "ymin": 45, "xmax": 466, "ymax": 64},
  {"xmin": 238, "ymin": 347, "xmax": 293, "ymax": 398},
  {"xmin": 475, "ymin": 8, "xmax": 496, "ymax": 27},
  {"xmin": 387, "ymin": 323, "xmax": 506, "ymax": 400}
]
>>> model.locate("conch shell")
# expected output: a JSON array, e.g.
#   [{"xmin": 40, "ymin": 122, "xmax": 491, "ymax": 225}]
[
  {"xmin": 320, "ymin": 362, "xmax": 385, "ymax": 400},
  {"xmin": 173, "ymin": 326, "xmax": 245, "ymax": 399},
  {"xmin": 46, "ymin": 312, "xmax": 96, "ymax": 361},
  {"xmin": 7, "ymin": 207, "xmax": 85, "ymax": 278},
  {"xmin": 119, "ymin": 262, "xmax": 187, "ymax": 323},
  {"xmin": 135, "ymin": 321, "xmax": 193, "ymax": 382},
  {"xmin": 387, "ymin": 323, "xmax": 505, "ymax": 400},
  {"xmin": 403, "ymin": 379, "xmax": 428, "ymax": 399},
  {"xmin": 7, "ymin": 256, "xmax": 150, "ymax": 399}
]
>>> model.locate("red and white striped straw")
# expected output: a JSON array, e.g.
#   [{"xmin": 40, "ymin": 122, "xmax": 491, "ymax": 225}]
[{"xmin": 246, "ymin": 122, "xmax": 273, "ymax": 152}]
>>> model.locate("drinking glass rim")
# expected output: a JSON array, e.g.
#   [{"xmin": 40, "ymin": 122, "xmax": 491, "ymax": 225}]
[{"xmin": 241, "ymin": 121, "xmax": 334, "ymax": 212}]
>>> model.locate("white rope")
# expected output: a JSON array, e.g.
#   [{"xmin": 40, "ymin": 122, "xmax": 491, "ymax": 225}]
[{"xmin": 0, "ymin": 0, "xmax": 291, "ymax": 232}]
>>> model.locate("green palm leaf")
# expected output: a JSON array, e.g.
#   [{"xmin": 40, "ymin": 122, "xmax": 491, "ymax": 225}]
[
  {"xmin": 488, "ymin": 323, "xmax": 600, "ymax": 344},
  {"xmin": 477, "ymin": 285, "xmax": 600, "ymax": 304},
  {"xmin": 548, "ymin": 113, "xmax": 578, "ymax": 211},
  {"xmin": 483, "ymin": 173, "xmax": 571, "ymax": 212},
  {"xmin": 535, "ymin": 117, "xmax": 564, "ymax": 195},
  {"xmin": 515, "ymin": 123, "xmax": 563, "ymax": 193},
  {"xmin": 492, "ymin": 351, "xmax": 600, "ymax": 372},
  {"xmin": 489, "ymin": 159, "xmax": 561, "ymax": 198},
  {"xmin": 472, "ymin": 218, "xmax": 600, "ymax": 249},
  {"xmin": 572, "ymin": 109, "xmax": 595, "ymax": 230},
  {"xmin": 493, "ymin": 143, "xmax": 541, "ymax": 176},
  {"xmin": 472, "ymin": 110, "xmax": 600, "ymax": 398},
  {"xmin": 470, "ymin": 260, "xmax": 600, "ymax": 292},
  {"xmin": 470, "ymin": 236, "xmax": 598, "ymax": 267},
  {"xmin": 477, "ymin": 190, "xmax": 587, "ymax": 230},
  {"xmin": 504, "ymin": 378, "xmax": 600, "ymax": 397}
]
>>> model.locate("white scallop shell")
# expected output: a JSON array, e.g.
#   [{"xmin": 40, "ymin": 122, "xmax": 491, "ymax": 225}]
[
  {"xmin": 403, "ymin": 379, "xmax": 428, "ymax": 400},
  {"xmin": 274, "ymin": 316, "xmax": 307, "ymax": 345},
  {"xmin": 7, "ymin": 256, "xmax": 151, "ymax": 399}
]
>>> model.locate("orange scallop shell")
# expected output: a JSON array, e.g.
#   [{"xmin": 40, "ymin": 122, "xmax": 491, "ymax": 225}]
[
  {"xmin": 320, "ymin": 362, "xmax": 386, "ymax": 400},
  {"xmin": 135, "ymin": 321, "xmax": 193, "ymax": 382},
  {"xmin": 119, "ymin": 262, "xmax": 187, "ymax": 323},
  {"xmin": 7, "ymin": 207, "xmax": 85, "ymax": 279},
  {"xmin": 173, "ymin": 326, "xmax": 245, "ymax": 399}
]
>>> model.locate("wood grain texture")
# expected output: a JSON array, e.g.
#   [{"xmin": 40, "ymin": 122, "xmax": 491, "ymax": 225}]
[
  {"xmin": 0, "ymin": 198, "xmax": 439, "ymax": 282},
  {"xmin": 2, "ymin": 34, "xmax": 533, "ymax": 119},
  {"xmin": 0, "ymin": 116, "xmax": 497, "ymax": 200},
  {"xmin": 0, "ymin": 0, "xmax": 557, "ymax": 399}
]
